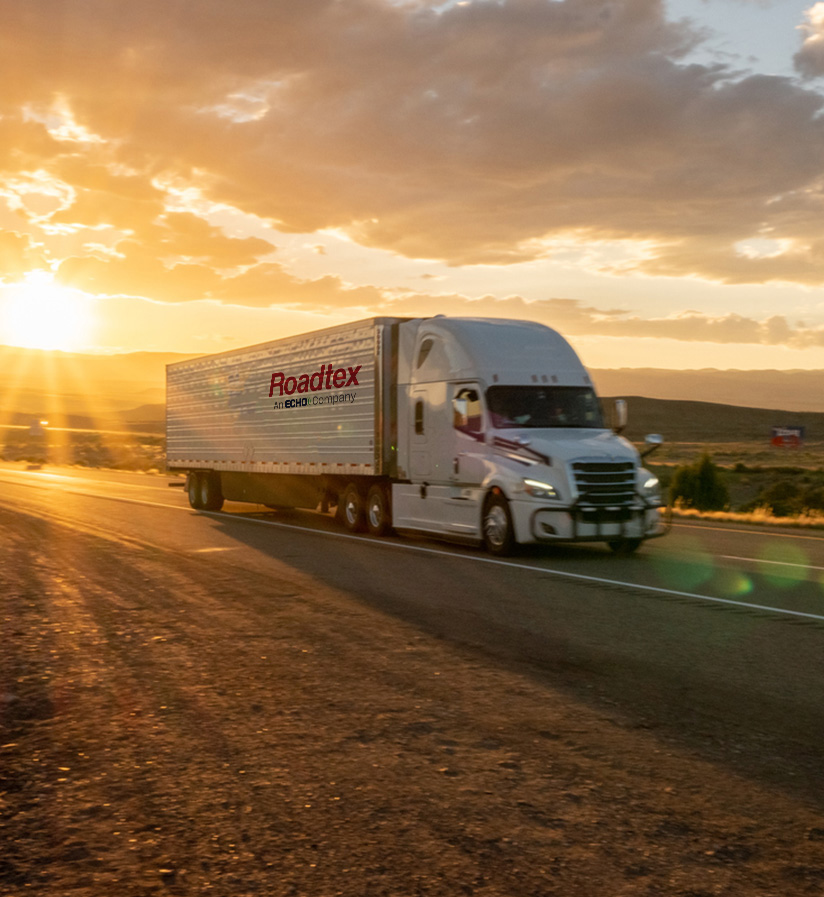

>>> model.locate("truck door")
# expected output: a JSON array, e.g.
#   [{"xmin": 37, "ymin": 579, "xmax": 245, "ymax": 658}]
[
  {"xmin": 409, "ymin": 386, "xmax": 431, "ymax": 478},
  {"xmin": 440, "ymin": 383, "xmax": 486, "ymax": 534},
  {"xmin": 393, "ymin": 382, "xmax": 486, "ymax": 536}
]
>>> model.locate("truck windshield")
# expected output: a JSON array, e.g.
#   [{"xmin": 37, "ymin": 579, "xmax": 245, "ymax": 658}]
[{"xmin": 486, "ymin": 386, "xmax": 604, "ymax": 429}]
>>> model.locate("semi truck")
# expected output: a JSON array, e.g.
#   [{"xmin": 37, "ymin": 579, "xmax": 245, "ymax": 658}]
[{"xmin": 166, "ymin": 316, "xmax": 665, "ymax": 555}]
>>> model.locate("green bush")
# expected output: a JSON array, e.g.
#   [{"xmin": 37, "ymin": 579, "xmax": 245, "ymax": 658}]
[
  {"xmin": 738, "ymin": 478, "xmax": 824, "ymax": 518},
  {"xmin": 760, "ymin": 479, "xmax": 801, "ymax": 517},
  {"xmin": 670, "ymin": 454, "xmax": 729, "ymax": 511},
  {"xmin": 801, "ymin": 485, "xmax": 824, "ymax": 512}
]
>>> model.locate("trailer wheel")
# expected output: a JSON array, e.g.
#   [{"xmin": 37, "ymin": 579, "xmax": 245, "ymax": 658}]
[
  {"xmin": 608, "ymin": 538, "xmax": 641, "ymax": 555},
  {"xmin": 342, "ymin": 483, "xmax": 366, "ymax": 532},
  {"xmin": 187, "ymin": 472, "xmax": 204, "ymax": 509},
  {"xmin": 482, "ymin": 493, "xmax": 515, "ymax": 556},
  {"xmin": 200, "ymin": 472, "xmax": 224, "ymax": 511},
  {"xmin": 366, "ymin": 484, "xmax": 392, "ymax": 537}
]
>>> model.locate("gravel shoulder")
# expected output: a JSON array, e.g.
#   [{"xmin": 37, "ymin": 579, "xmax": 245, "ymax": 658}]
[{"xmin": 2, "ymin": 504, "xmax": 824, "ymax": 896}]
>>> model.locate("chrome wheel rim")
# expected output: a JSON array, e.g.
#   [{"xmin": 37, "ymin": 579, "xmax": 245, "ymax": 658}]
[
  {"xmin": 484, "ymin": 505, "xmax": 508, "ymax": 548},
  {"xmin": 368, "ymin": 497, "xmax": 382, "ymax": 529}
]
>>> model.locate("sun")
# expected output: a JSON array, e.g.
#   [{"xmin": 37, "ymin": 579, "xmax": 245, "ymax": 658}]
[{"xmin": 2, "ymin": 271, "xmax": 95, "ymax": 351}]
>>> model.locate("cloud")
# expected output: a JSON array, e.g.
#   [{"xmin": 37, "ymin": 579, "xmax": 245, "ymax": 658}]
[
  {"xmin": 47, "ymin": 222, "xmax": 824, "ymax": 348},
  {"xmin": 47, "ymin": 162, "xmax": 168, "ymax": 232},
  {"xmin": 2, "ymin": 0, "xmax": 824, "ymax": 287},
  {"xmin": 211, "ymin": 263, "xmax": 387, "ymax": 309},
  {"xmin": 0, "ymin": 230, "xmax": 48, "ymax": 277},
  {"xmin": 56, "ymin": 245, "xmax": 220, "ymax": 300},
  {"xmin": 795, "ymin": 3, "xmax": 824, "ymax": 78},
  {"xmin": 381, "ymin": 293, "xmax": 824, "ymax": 347},
  {"xmin": 55, "ymin": 248, "xmax": 385, "ymax": 310}
]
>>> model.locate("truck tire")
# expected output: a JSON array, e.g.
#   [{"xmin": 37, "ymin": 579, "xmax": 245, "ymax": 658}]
[
  {"xmin": 341, "ymin": 483, "xmax": 366, "ymax": 532},
  {"xmin": 187, "ymin": 472, "xmax": 204, "ymax": 509},
  {"xmin": 366, "ymin": 484, "xmax": 392, "ymax": 537},
  {"xmin": 483, "ymin": 493, "xmax": 515, "ymax": 556},
  {"xmin": 200, "ymin": 472, "xmax": 224, "ymax": 511},
  {"xmin": 608, "ymin": 538, "xmax": 641, "ymax": 555}
]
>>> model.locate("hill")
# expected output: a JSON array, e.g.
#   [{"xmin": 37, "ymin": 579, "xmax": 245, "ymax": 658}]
[
  {"xmin": 615, "ymin": 396, "xmax": 823, "ymax": 444},
  {"xmin": 2, "ymin": 345, "xmax": 823, "ymax": 413},
  {"xmin": 2, "ymin": 344, "xmax": 824, "ymax": 444},
  {"xmin": 592, "ymin": 368, "xmax": 824, "ymax": 414}
]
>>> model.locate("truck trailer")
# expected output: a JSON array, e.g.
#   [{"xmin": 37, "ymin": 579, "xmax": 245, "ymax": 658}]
[{"xmin": 166, "ymin": 316, "xmax": 666, "ymax": 555}]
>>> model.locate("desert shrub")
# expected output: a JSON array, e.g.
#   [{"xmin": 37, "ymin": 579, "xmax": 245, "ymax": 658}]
[
  {"xmin": 801, "ymin": 485, "xmax": 824, "ymax": 512},
  {"xmin": 670, "ymin": 454, "xmax": 729, "ymax": 511},
  {"xmin": 738, "ymin": 477, "xmax": 824, "ymax": 517},
  {"xmin": 759, "ymin": 479, "xmax": 801, "ymax": 517},
  {"xmin": 1, "ymin": 439, "xmax": 48, "ymax": 463}
]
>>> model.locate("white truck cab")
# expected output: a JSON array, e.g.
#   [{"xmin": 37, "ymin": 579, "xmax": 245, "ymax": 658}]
[{"xmin": 391, "ymin": 317, "xmax": 665, "ymax": 554}]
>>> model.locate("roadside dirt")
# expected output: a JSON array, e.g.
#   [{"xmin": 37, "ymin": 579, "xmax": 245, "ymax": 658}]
[{"xmin": 2, "ymin": 504, "xmax": 824, "ymax": 896}]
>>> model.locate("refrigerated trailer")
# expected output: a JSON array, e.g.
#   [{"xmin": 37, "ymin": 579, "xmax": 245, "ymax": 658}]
[{"xmin": 166, "ymin": 316, "xmax": 666, "ymax": 555}]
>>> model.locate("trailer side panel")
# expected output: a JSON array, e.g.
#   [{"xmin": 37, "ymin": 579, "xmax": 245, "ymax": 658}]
[{"xmin": 167, "ymin": 318, "xmax": 395, "ymax": 476}]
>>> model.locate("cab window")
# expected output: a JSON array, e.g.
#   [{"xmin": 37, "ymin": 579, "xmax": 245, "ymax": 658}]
[{"xmin": 452, "ymin": 387, "xmax": 483, "ymax": 436}]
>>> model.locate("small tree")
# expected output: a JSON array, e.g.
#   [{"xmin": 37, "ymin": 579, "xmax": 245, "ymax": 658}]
[
  {"xmin": 670, "ymin": 454, "xmax": 729, "ymax": 511},
  {"xmin": 760, "ymin": 479, "xmax": 801, "ymax": 517}
]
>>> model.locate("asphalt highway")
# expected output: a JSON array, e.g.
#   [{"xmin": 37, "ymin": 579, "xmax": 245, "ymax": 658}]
[
  {"xmin": 2, "ymin": 461, "xmax": 823, "ymax": 791},
  {"xmin": 4, "ymin": 461, "xmax": 824, "ymax": 894}
]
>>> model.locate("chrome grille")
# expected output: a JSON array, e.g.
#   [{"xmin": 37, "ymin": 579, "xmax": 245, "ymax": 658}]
[{"xmin": 571, "ymin": 460, "xmax": 636, "ymax": 507}]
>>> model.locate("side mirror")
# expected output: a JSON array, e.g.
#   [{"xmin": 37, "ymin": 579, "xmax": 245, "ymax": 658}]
[
  {"xmin": 641, "ymin": 433, "xmax": 664, "ymax": 458},
  {"xmin": 612, "ymin": 399, "xmax": 627, "ymax": 434}
]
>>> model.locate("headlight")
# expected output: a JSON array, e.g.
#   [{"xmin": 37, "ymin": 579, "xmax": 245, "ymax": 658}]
[
  {"xmin": 641, "ymin": 474, "xmax": 662, "ymax": 504},
  {"xmin": 643, "ymin": 476, "xmax": 660, "ymax": 493},
  {"xmin": 523, "ymin": 478, "xmax": 559, "ymax": 500}
]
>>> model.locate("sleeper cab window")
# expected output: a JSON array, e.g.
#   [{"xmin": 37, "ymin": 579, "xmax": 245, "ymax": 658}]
[
  {"xmin": 416, "ymin": 338, "xmax": 434, "ymax": 369},
  {"xmin": 414, "ymin": 399, "xmax": 424, "ymax": 435}
]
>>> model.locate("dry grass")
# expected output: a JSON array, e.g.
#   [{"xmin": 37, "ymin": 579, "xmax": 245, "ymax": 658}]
[
  {"xmin": 646, "ymin": 441, "xmax": 824, "ymax": 470},
  {"xmin": 1, "ymin": 428, "xmax": 165, "ymax": 472},
  {"xmin": 670, "ymin": 504, "xmax": 824, "ymax": 530},
  {"xmin": 643, "ymin": 441, "xmax": 824, "ymax": 528}
]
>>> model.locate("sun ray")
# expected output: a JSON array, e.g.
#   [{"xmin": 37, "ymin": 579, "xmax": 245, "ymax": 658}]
[{"xmin": 0, "ymin": 272, "xmax": 107, "ymax": 464}]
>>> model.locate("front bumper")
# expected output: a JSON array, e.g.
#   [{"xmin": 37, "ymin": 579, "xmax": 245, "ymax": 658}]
[{"xmin": 511, "ymin": 499, "xmax": 667, "ymax": 544}]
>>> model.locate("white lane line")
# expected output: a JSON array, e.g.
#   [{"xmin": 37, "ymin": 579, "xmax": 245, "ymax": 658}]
[
  {"xmin": 673, "ymin": 521, "xmax": 824, "ymax": 542},
  {"xmin": 4, "ymin": 474, "xmax": 824, "ymax": 625},
  {"xmin": 722, "ymin": 554, "xmax": 824, "ymax": 572},
  {"xmin": 218, "ymin": 515, "xmax": 824, "ymax": 623},
  {"xmin": 192, "ymin": 547, "xmax": 237, "ymax": 553}
]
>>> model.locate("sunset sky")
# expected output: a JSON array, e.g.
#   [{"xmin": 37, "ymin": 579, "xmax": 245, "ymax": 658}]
[{"xmin": 2, "ymin": 0, "xmax": 824, "ymax": 370}]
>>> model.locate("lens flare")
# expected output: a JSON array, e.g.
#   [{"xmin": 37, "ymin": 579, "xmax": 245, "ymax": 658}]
[
  {"xmin": 759, "ymin": 542, "xmax": 809, "ymax": 589},
  {"xmin": 713, "ymin": 568, "xmax": 754, "ymax": 597},
  {"xmin": 652, "ymin": 537, "xmax": 714, "ymax": 591}
]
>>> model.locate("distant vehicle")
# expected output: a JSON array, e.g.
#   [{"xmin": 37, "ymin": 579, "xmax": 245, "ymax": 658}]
[{"xmin": 166, "ymin": 317, "xmax": 665, "ymax": 555}]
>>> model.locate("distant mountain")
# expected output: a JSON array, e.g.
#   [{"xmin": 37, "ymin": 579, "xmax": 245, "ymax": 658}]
[
  {"xmin": 591, "ymin": 368, "xmax": 824, "ymax": 414},
  {"xmin": 0, "ymin": 344, "xmax": 194, "ymax": 397},
  {"xmin": 0, "ymin": 345, "xmax": 192, "ymax": 422},
  {"xmin": 2, "ymin": 345, "xmax": 824, "ymax": 421}
]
